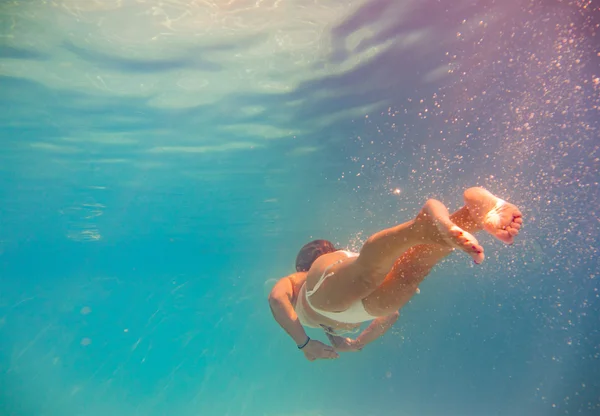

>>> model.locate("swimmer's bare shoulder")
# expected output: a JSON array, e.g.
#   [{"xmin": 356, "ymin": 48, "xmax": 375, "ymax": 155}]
[{"xmin": 284, "ymin": 272, "xmax": 307, "ymax": 299}]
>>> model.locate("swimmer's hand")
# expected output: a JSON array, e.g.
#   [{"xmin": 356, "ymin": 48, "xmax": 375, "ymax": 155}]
[
  {"xmin": 326, "ymin": 333, "xmax": 363, "ymax": 353},
  {"xmin": 302, "ymin": 339, "xmax": 340, "ymax": 361}
]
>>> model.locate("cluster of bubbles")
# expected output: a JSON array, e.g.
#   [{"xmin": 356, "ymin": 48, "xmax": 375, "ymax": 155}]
[
  {"xmin": 348, "ymin": 2, "xmax": 598, "ymax": 274},
  {"xmin": 344, "ymin": 0, "xmax": 599, "ymax": 413}
]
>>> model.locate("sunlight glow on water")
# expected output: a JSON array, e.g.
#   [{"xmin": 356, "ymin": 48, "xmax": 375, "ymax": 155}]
[{"xmin": 0, "ymin": 0, "xmax": 598, "ymax": 415}]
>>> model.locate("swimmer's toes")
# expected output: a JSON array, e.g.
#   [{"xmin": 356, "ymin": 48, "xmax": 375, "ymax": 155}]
[
  {"xmin": 448, "ymin": 226, "xmax": 485, "ymax": 264},
  {"xmin": 495, "ymin": 229, "xmax": 514, "ymax": 245},
  {"xmin": 420, "ymin": 198, "xmax": 485, "ymax": 263},
  {"xmin": 484, "ymin": 202, "xmax": 524, "ymax": 245},
  {"xmin": 505, "ymin": 215, "xmax": 524, "ymax": 240}
]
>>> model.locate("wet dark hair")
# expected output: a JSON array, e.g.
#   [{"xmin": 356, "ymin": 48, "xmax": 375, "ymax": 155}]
[{"xmin": 295, "ymin": 239, "xmax": 337, "ymax": 272}]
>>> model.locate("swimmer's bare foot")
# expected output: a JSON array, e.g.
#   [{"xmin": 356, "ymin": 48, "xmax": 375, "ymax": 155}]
[
  {"xmin": 463, "ymin": 187, "xmax": 523, "ymax": 245},
  {"xmin": 417, "ymin": 199, "xmax": 485, "ymax": 264}
]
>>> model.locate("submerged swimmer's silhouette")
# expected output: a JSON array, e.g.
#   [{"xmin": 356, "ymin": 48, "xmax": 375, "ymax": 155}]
[{"xmin": 268, "ymin": 187, "xmax": 523, "ymax": 361}]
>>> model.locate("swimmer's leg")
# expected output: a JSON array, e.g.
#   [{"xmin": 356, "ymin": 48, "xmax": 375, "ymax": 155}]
[
  {"xmin": 364, "ymin": 188, "xmax": 524, "ymax": 316},
  {"xmin": 363, "ymin": 206, "xmax": 478, "ymax": 316},
  {"xmin": 358, "ymin": 198, "xmax": 485, "ymax": 271},
  {"xmin": 308, "ymin": 200, "xmax": 483, "ymax": 312}
]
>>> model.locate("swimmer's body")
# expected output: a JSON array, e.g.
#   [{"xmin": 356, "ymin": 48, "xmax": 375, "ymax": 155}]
[{"xmin": 268, "ymin": 187, "xmax": 523, "ymax": 361}]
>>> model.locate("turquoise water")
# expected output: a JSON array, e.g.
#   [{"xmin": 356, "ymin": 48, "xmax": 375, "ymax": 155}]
[{"xmin": 1, "ymin": 1, "xmax": 599, "ymax": 415}]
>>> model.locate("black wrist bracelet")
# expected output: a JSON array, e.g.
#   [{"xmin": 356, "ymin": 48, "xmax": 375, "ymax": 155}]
[{"xmin": 297, "ymin": 336, "xmax": 310, "ymax": 350}]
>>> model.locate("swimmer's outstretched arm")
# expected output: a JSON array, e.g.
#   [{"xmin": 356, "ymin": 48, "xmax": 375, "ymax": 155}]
[
  {"xmin": 326, "ymin": 312, "xmax": 399, "ymax": 352},
  {"xmin": 355, "ymin": 311, "xmax": 400, "ymax": 348},
  {"xmin": 268, "ymin": 276, "xmax": 339, "ymax": 361},
  {"xmin": 268, "ymin": 276, "xmax": 308, "ymax": 347}
]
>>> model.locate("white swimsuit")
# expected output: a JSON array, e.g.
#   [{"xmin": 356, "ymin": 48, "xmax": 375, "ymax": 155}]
[{"xmin": 295, "ymin": 250, "xmax": 377, "ymax": 326}]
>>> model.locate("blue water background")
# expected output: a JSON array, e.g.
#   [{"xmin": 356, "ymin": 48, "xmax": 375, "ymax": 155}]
[{"xmin": 1, "ymin": 1, "xmax": 599, "ymax": 415}]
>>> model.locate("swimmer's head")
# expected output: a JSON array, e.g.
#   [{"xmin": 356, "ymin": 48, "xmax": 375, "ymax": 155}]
[{"xmin": 295, "ymin": 239, "xmax": 337, "ymax": 272}]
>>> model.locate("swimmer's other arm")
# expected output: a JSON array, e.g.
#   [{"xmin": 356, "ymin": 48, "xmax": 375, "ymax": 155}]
[
  {"xmin": 269, "ymin": 278, "xmax": 340, "ymax": 361},
  {"xmin": 355, "ymin": 312, "xmax": 399, "ymax": 348},
  {"xmin": 268, "ymin": 277, "xmax": 309, "ymax": 346},
  {"xmin": 327, "ymin": 311, "xmax": 399, "ymax": 352}
]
